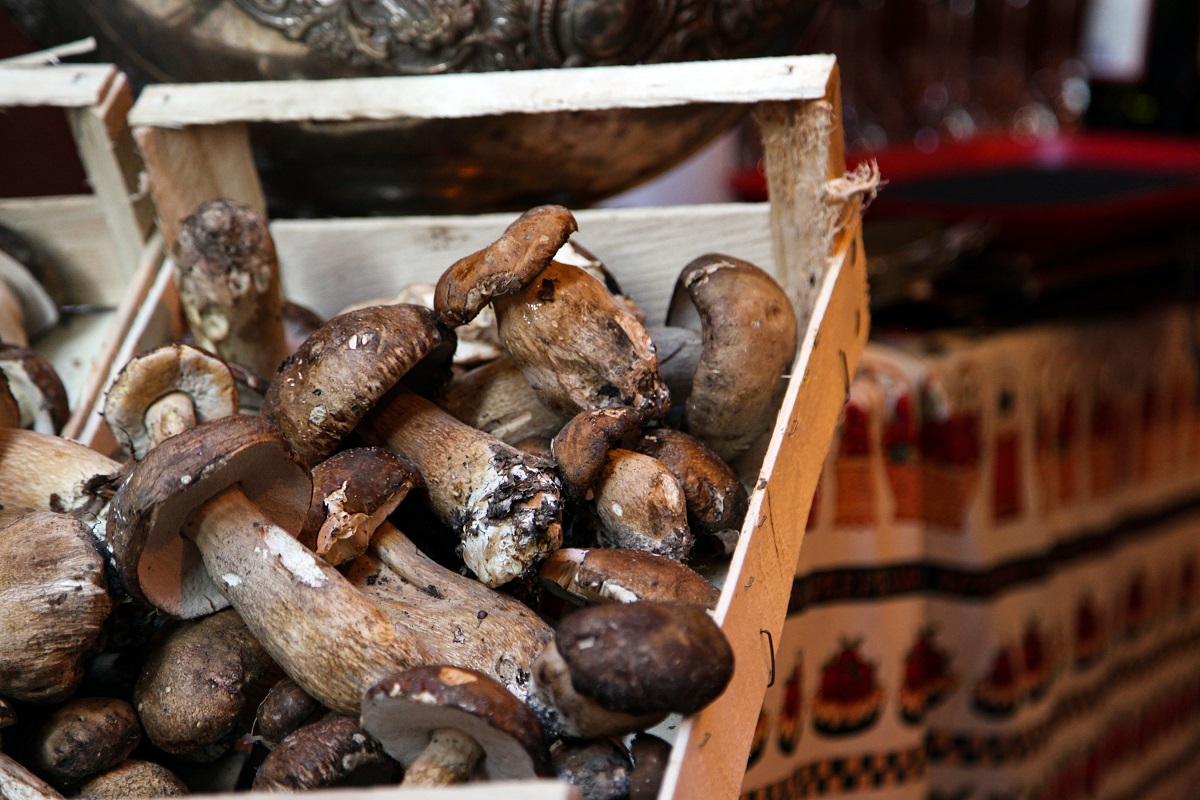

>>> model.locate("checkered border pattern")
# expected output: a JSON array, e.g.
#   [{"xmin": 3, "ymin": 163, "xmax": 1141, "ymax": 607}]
[{"xmin": 741, "ymin": 746, "xmax": 926, "ymax": 799}]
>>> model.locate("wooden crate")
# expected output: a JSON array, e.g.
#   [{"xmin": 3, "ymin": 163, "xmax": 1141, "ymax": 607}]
[
  {"xmin": 126, "ymin": 54, "xmax": 871, "ymax": 799},
  {"xmin": 0, "ymin": 62, "xmax": 170, "ymax": 449}
]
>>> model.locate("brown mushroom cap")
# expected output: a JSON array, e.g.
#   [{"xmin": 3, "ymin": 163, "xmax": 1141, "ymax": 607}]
[
  {"xmin": 636, "ymin": 427, "xmax": 749, "ymax": 536},
  {"xmin": 0, "ymin": 342, "xmax": 69, "ymax": 434},
  {"xmin": 433, "ymin": 205, "xmax": 578, "ymax": 328},
  {"xmin": 300, "ymin": 447, "xmax": 421, "ymax": 565},
  {"xmin": 494, "ymin": 260, "xmax": 669, "ymax": 420},
  {"xmin": 252, "ymin": 716, "xmax": 390, "ymax": 791},
  {"xmin": 255, "ymin": 678, "xmax": 322, "ymax": 749},
  {"xmin": 361, "ymin": 665, "xmax": 552, "ymax": 781},
  {"xmin": 28, "ymin": 697, "xmax": 141, "ymax": 787},
  {"xmin": 0, "ymin": 510, "xmax": 111, "ymax": 703},
  {"xmin": 261, "ymin": 303, "xmax": 453, "ymax": 468},
  {"xmin": 75, "ymin": 760, "xmax": 188, "ymax": 799},
  {"xmin": 106, "ymin": 414, "xmax": 311, "ymax": 618},
  {"xmin": 104, "ymin": 344, "xmax": 239, "ymax": 460},
  {"xmin": 552, "ymin": 601, "xmax": 733, "ymax": 717},
  {"xmin": 667, "ymin": 254, "xmax": 798, "ymax": 462},
  {"xmin": 551, "ymin": 407, "xmax": 644, "ymax": 500},
  {"xmin": 551, "ymin": 738, "xmax": 632, "ymax": 800},
  {"xmin": 628, "ymin": 732, "xmax": 673, "ymax": 800},
  {"xmin": 539, "ymin": 548, "xmax": 720, "ymax": 608}
]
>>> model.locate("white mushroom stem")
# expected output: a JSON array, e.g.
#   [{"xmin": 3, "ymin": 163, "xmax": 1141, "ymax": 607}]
[
  {"xmin": 144, "ymin": 391, "xmax": 198, "ymax": 448},
  {"xmin": 0, "ymin": 752, "xmax": 64, "ymax": 800},
  {"xmin": 362, "ymin": 390, "xmax": 562, "ymax": 588},
  {"xmin": 183, "ymin": 485, "xmax": 442, "ymax": 714},
  {"xmin": 401, "ymin": 729, "xmax": 486, "ymax": 787}
]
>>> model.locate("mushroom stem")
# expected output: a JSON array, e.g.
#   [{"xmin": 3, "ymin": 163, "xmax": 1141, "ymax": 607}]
[
  {"xmin": 0, "ymin": 752, "xmax": 64, "ymax": 800},
  {"xmin": 400, "ymin": 728, "xmax": 485, "ymax": 787},
  {"xmin": 361, "ymin": 390, "xmax": 562, "ymax": 588},
  {"xmin": 145, "ymin": 391, "xmax": 197, "ymax": 448},
  {"xmin": 0, "ymin": 429, "xmax": 119, "ymax": 522},
  {"xmin": 183, "ymin": 485, "xmax": 442, "ymax": 714}
]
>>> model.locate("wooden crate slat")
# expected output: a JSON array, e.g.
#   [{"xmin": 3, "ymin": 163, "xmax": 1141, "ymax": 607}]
[
  {"xmin": 0, "ymin": 64, "xmax": 116, "ymax": 107},
  {"xmin": 128, "ymin": 55, "xmax": 837, "ymax": 128}
]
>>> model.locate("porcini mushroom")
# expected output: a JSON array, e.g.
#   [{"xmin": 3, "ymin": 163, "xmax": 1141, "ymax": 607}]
[
  {"xmin": 551, "ymin": 738, "xmax": 632, "ymax": 800},
  {"xmin": 174, "ymin": 199, "xmax": 289, "ymax": 378},
  {"xmin": 0, "ymin": 510, "xmax": 111, "ymax": 703},
  {"xmin": 0, "ymin": 752, "xmax": 64, "ymax": 800},
  {"xmin": 251, "ymin": 716, "xmax": 391, "ymax": 791},
  {"xmin": 27, "ymin": 697, "xmax": 141, "ymax": 788},
  {"xmin": 105, "ymin": 414, "xmax": 442, "ymax": 714},
  {"xmin": 103, "ymin": 343, "xmax": 239, "ymax": 461},
  {"xmin": 527, "ymin": 601, "xmax": 734, "ymax": 739},
  {"xmin": 436, "ymin": 355, "xmax": 568, "ymax": 445},
  {"xmin": 0, "ymin": 343, "xmax": 70, "ymax": 434},
  {"xmin": 360, "ymin": 665, "xmax": 553, "ymax": 787},
  {"xmin": 75, "ymin": 759, "xmax": 188, "ymax": 799},
  {"xmin": 636, "ymin": 427, "xmax": 749, "ymax": 544},
  {"xmin": 539, "ymin": 548, "xmax": 720, "ymax": 608},
  {"xmin": 254, "ymin": 678, "xmax": 322, "ymax": 750},
  {"xmin": 0, "ymin": 428, "xmax": 120, "ymax": 529},
  {"xmin": 628, "ymin": 732, "xmax": 673, "ymax": 800},
  {"xmin": 666, "ymin": 253, "xmax": 798, "ymax": 463}
]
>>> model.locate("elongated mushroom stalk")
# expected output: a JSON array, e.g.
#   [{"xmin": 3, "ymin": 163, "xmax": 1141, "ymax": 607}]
[
  {"xmin": 75, "ymin": 760, "xmax": 188, "ymax": 799},
  {"xmin": 104, "ymin": 344, "xmax": 239, "ymax": 461},
  {"xmin": 361, "ymin": 389, "xmax": 563, "ymax": 587},
  {"xmin": 251, "ymin": 716, "xmax": 391, "ymax": 791},
  {"xmin": 539, "ymin": 548, "xmax": 720, "ymax": 608},
  {"xmin": 106, "ymin": 415, "xmax": 442, "ymax": 714},
  {"xmin": 0, "ymin": 510, "xmax": 111, "ymax": 703},
  {"xmin": 0, "ymin": 428, "xmax": 120, "ymax": 529},
  {"xmin": 300, "ymin": 447, "xmax": 420, "ymax": 566},
  {"xmin": 360, "ymin": 666, "xmax": 553, "ymax": 787},
  {"xmin": 528, "ymin": 602, "xmax": 734, "ymax": 740},
  {"xmin": 493, "ymin": 260, "xmax": 670, "ymax": 420},
  {"xmin": 666, "ymin": 254, "xmax": 798, "ymax": 463},
  {"xmin": 27, "ymin": 697, "xmax": 141, "ymax": 788},
  {"xmin": 0, "ymin": 752, "xmax": 64, "ymax": 800},
  {"xmin": 552, "ymin": 408, "xmax": 692, "ymax": 561},
  {"xmin": 436, "ymin": 355, "xmax": 568, "ymax": 445},
  {"xmin": 174, "ymin": 199, "xmax": 289, "ymax": 378},
  {"xmin": 343, "ymin": 521, "xmax": 554, "ymax": 701},
  {"xmin": 134, "ymin": 609, "xmax": 274, "ymax": 761}
]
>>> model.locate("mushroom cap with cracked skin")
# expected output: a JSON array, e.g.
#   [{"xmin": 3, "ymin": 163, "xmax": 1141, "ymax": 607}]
[
  {"xmin": 104, "ymin": 343, "xmax": 239, "ymax": 461},
  {"xmin": 539, "ymin": 548, "xmax": 720, "ymax": 608},
  {"xmin": 105, "ymin": 414, "xmax": 312, "ymax": 619},
  {"xmin": 553, "ymin": 601, "xmax": 733, "ymax": 717},
  {"xmin": 550, "ymin": 406, "xmax": 644, "ymax": 500},
  {"xmin": 361, "ymin": 665, "xmax": 553, "ymax": 781},
  {"xmin": 667, "ymin": 253, "xmax": 798, "ymax": 463},
  {"xmin": 262, "ymin": 303, "xmax": 454, "ymax": 469},
  {"xmin": 28, "ymin": 697, "xmax": 141, "ymax": 787},
  {"xmin": 252, "ymin": 715, "xmax": 390, "ymax": 791},
  {"xmin": 75, "ymin": 760, "xmax": 188, "ymax": 799},
  {"xmin": 300, "ymin": 446, "xmax": 421, "ymax": 565},
  {"xmin": 434, "ymin": 205, "xmax": 578, "ymax": 328},
  {"xmin": 636, "ymin": 427, "xmax": 749, "ymax": 535},
  {"xmin": 494, "ymin": 260, "xmax": 669, "ymax": 420},
  {"xmin": 0, "ymin": 510, "xmax": 111, "ymax": 703}
]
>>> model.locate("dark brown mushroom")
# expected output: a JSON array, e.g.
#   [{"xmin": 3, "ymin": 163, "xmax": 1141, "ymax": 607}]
[
  {"xmin": 251, "ymin": 715, "xmax": 391, "ymax": 791},
  {"xmin": 539, "ymin": 548, "xmax": 720, "ymax": 608},
  {"xmin": 636, "ymin": 427, "xmax": 749, "ymax": 543},
  {"xmin": 27, "ymin": 697, "xmax": 141, "ymax": 788},
  {"xmin": 360, "ymin": 665, "xmax": 553, "ymax": 787},
  {"xmin": 551, "ymin": 738, "xmax": 632, "ymax": 800},
  {"xmin": 254, "ymin": 678, "xmax": 322, "ymax": 750},
  {"xmin": 0, "ymin": 343, "xmax": 69, "ymax": 435},
  {"xmin": 75, "ymin": 759, "xmax": 189, "ymax": 798},
  {"xmin": 628, "ymin": 732, "xmax": 673, "ymax": 800}
]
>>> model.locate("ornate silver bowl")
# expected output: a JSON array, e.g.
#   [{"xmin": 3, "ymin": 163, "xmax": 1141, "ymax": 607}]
[{"xmin": 6, "ymin": 0, "xmax": 827, "ymax": 215}]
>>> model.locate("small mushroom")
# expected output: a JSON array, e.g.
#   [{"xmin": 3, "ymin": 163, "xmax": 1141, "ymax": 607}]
[
  {"xmin": 552, "ymin": 408, "xmax": 692, "ymax": 561},
  {"xmin": 493, "ymin": 259, "xmax": 670, "ymax": 420},
  {"xmin": 106, "ymin": 414, "xmax": 442, "ymax": 715},
  {"xmin": 360, "ymin": 665, "xmax": 553, "ymax": 787},
  {"xmin": 0, "ymin": 752, "xmax": 64, "ymax": 800},
  {"xmin": 0, "ymin": 510, "xmax": 111, "ymax": 703},
  {"xmin": 251, "ymin": 716, "xmax": 391, "ymax": 791},
  {"xmin": 299, "ymin": 447, "xmax": 421, "ymax": 566},
  {"xmin": 551, "ymin": 738, "xmax": 632, "ymax": 800},
  {"xmin": 666, "ymin": 253, "xmax": 798, "ymax": 463},
  {"xmin": 0, "ymin": 344, "xmax": 69, "ymax": 435},
  {"xmin": 134, "ymin": 609, "xmax": 274, "ymax": 761},
  {"xmin": 174, "ymin": 199, "xmax": 289, "ymax": 378},
  {"xmin": 75, "ymin": 759, "xmax": 188, "ymax": 799},
  {"xmin": 636, "ymin": 427, "xmax": 749, "ymax": 541},
  {"xmin": 628, "ymin": 732, "xmax": 673, "ymax": 800},
  {"xmin": 539, "ymin": 548, "xmax": 720, "ymax": 608},
  {"xmin": 103, "ymin": 343, "xmax": 239, "ymax": 461},
  {"xmin": 527, "ymin": 602, "xmax": 734, "ymax": 739},
  {"xmin": 254, "ymin": 678, "xmax": 322, "ymax": 750},
  {"xmin": 27, "ymin": 697, "xmax": 141, "ymax": 788}
]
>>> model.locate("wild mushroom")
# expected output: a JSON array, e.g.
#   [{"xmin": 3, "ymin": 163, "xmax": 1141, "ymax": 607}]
[
  {"xmin": 251, "ymin": 716, "xmax": 392, "ymax": 791},
  {"xmin": 27, "ymin": 697, "xmax": 141, "ymax": 788},
  {"xmin": 527, "ymin": 601, "xmax": 734, "ymax": 739},
  {"xmin": 133, "ymin": 609, "xmax": 274, "ymax": 761},
  {"xmin": 103, "ymin": 343, "xmax": 239, "ymax": 461},
  {"xmin": 0, "ymin": 428, "xmax": 120, "ymax": 530},
  {"xmin": 174, "ymin": 199, "xmax": 289, "ymax": 379},
  {"xmin": 0, "ymin": 343, "xmax": 70, "ymax": 435},
  {"xmin": 343, "ymin": 521, "xmax": 554, "ymax": 701},
  {"xmin": 0, "ymin": 227, "xmax": 61, "ymax": 347},
  {"xmin": 492, "ymin": 260, "xmax": 669, "ymax": 420},
  {"xmin": 436, "ymin": 355, "xmax": 568, "ymax": 446},
  {"xmin": 665, "ymin": 253, "xmax": 798, "ymax": 463},
  {"xmin": 0, "ymin": 510, "xmax": 111, "ymax": 703},
  {"xmin": 628, "ymin": 732, "xmax": 673, "ymax": 800},
  {"xmin": 254, "ymin": 678, "xmax": 322, "ymax": 750},
  {"xmin": 551, "ymin": 407, "xmax": 692, "ymax": 561},
  {"xmin": 360, "ymin": 665, "xmax": 553, "ymax": 787},
  {"xmin": 75, "ymin": 760, "xmax": 188, "ymax": 798},
  {"xmin": 538, "ymin": 548, "xmax": 720, "ymax": 608},
  {"xmin": 0, "ymin": 752, "xmax": 63, "ymax": 800},
  {"xmin": 551, "ymin": 738, "xmax": 632, "ymax": 800},
  {"xmin": 105, "ymin": 414, "xmax": 442, "ymax": 714}
]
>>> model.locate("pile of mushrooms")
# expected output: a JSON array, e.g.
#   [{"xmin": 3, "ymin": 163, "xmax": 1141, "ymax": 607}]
[{"xmin": 0, "ymin": 200, "xmax": 798, "ymax": 798}]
